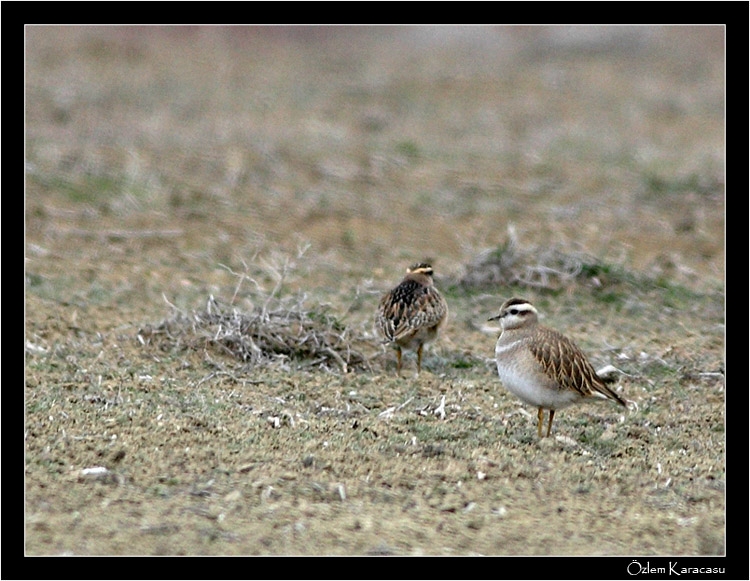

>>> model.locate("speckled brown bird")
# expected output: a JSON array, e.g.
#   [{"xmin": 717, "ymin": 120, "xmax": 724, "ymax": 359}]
[
  {"xmin": 488, "ymin": 297, "xmax": 627, "ymax": 437},
  {"xmin": 377, "ymin": 263, "xmax": 448, "ymax": 376}
]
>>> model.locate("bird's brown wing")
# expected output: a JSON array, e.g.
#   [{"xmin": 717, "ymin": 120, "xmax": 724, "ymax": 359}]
[
  {"xmin": 530, "ymin": 327, "xmax": 627, "ymax": 406},
  {"xmin": 377, "ymin": 282, "xmax": 447, "ymax": 342}
]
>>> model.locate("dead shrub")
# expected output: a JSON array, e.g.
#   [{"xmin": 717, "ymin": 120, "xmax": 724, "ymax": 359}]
[{"xmin": 456, "ymin": 227, "xmax": 608, "ymax": 292}]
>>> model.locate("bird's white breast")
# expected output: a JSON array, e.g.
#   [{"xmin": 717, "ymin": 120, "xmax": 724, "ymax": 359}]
[{"xmin": 495, "ymin": 336, "xmax": 580, "ymax": 410}]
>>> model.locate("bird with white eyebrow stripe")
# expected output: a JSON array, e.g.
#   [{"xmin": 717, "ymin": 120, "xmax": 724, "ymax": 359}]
[
  {"xmin": 377, "ymin": 263, "xmax": 448, "ymax": 376},
  {"xmin": 488, "ymin": 297, "xmax": 628, "ymax": 438}
]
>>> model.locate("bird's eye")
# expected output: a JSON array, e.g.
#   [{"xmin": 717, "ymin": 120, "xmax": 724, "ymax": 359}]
[{"xmin": 509, "ymin": 309, "xmax": 518, "ymax": 315}]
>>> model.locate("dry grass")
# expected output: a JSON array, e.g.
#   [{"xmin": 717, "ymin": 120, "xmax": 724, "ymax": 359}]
[{"xmin": 25, "ymin": 26, "xmax": 726, "ymax": 561}]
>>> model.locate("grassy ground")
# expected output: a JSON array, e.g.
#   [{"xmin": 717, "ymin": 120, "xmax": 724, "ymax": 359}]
[{"xmin": 25, "ymin": 26, "xmax": 725, "ymax": 559}]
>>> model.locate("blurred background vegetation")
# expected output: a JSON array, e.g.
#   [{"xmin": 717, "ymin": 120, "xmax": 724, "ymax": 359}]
[{"xmin": 26, "ymin": 26, "xmax": 724, "ymax": 296}]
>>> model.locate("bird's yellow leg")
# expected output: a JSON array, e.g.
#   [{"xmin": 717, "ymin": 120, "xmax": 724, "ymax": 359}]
[
  {"xmin": 546, "ymin": 409, "xmax": 555, "ymax": 438},
  {"xmin": 537, "ymin": 408, "xmax": 544, "ymax": 438}
]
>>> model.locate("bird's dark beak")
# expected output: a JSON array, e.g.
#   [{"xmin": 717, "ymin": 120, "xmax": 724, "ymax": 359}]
[{"xmin": 487, "ymin": 314, "xmax": 500, "ymax": 322}]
